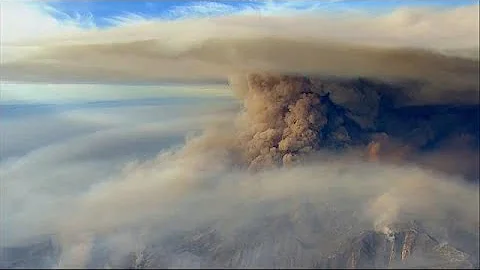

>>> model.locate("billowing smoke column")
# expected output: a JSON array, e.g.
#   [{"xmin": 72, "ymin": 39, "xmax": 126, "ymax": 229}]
[
  {"xmin": 230, "ymin": 72, "xmax": 479, "ymax": 179},
  {"xmin": 231, "ymin": 73, "xmax": 379, "ymax": 171},
  {"xmin": 234, "ymin": 74, "xmax": 326, "ymax": 170},
  {"xmin": 2, "ymin": 73, "xmax": 478, "ymax": 269}
]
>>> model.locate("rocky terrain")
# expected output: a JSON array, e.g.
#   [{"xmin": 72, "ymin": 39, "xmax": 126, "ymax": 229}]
[
  {"xmin": 2, "ymin": 201, "xmax": 477, "ymax": 269},
  {"xmin": 87, "ymin": 206, "xmax": 480, "ymax": 269}
]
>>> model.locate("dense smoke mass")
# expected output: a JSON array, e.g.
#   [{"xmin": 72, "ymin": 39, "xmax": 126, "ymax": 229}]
[
  {"xmin": 230, "ymin": 73, "xmax": 479, "ymax": 179},
  {"xmin": 234, "ymin": 74, "xmax": 324, "ymax": 170},
  {"xmin": 1, "ymin": 2, "xmax": 479, "ymax": 269},
  {"xmin": 5, "ymin": 72, "xmax": 479, "ymax": 269}
]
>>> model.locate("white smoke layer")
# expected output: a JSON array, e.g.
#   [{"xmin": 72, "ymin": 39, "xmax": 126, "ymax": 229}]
[{"xmin": 52, "ymin": 133, "xmax": 478, "ymax": 268}]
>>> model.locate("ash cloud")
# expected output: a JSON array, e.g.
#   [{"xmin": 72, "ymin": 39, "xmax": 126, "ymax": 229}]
[
  {"xmin": 52, "ymin": 138, "xmax": 480, "ymax": 268},
  {"xmin": 1, "ymin": 4, "xmax": 479, "ymax": 269},
  {"xmin": 233, "ymin": 74, "xmax": 325, "ymax": 170},
  {"xmin": 2, "ymin": 5, "xmax": 479, "ymax": 106},
  {"xmin": 3, "ymin": 73, "xmax": 478, "ymax": 268},
  {"xmin": 229, "ymin": 73, "xmax": 479, "ymax": 178}
]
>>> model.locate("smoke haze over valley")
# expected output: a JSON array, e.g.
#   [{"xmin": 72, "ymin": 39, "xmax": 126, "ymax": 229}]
[{"xmin": 0, "ymin": 0, "xmax": 479, "ymax": 268}]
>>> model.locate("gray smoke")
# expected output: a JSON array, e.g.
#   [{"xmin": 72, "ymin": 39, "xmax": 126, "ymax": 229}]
[
  {"xmin": 1, "ymin": 73, "xmax": 478, "ymax": 268},
  {"xmin": 233, "ymin": 74, "xmax": 325, "ymax": 170},
  {"xmin": 228, "ymin": 72, "xmax": 479, "ymax": 179},
  {"xmin": 230, "ymin": 74, "xmax": 379, "ymax": 171}
]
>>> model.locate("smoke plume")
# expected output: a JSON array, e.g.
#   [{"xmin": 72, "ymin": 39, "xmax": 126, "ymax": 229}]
[
  {"xmin": 1, "ymin": 4, "xmax": 479, "ymax": 269},
  {"xmin": 2, "ymin": 71, "xmax": 479, "ymax": 268},
  {"xmin": 232, "ymin": 74, "xmax": 322, "ymax": 170}
]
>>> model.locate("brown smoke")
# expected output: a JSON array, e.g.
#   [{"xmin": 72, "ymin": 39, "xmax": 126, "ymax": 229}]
[
  {"xmin": 2, "ymin": 5, "xmax": 479, "ymax": 108},
  {"xmin": 229, "ymin": 74, "xmax": 373, "ymax": 171},
  {"xmin": 2, "ymin": 5, "xmax": 479, "ymax": 268},
  {"xmin": 4, "ymin": 72, "xmax": 477, "ymax": 268},
  {"xmin": 230, "ymin": 73, "xmax": 386, "ymax": 171},
  {"xmin": 233, "ymin": 74, "xmax": 325, "ymax": 170},
  {"xmin": 228, "ymin": 72, "xmax": 479, "ymax": 179}
]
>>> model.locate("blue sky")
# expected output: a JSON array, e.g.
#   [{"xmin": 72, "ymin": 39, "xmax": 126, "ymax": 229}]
[
  {"xmin": 2, "ymin": 0, "xmax": 477, "ymax": 43},
  {"xmin": 26, "ymin": 0, "xmax": 480, "ymax": 28}
]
